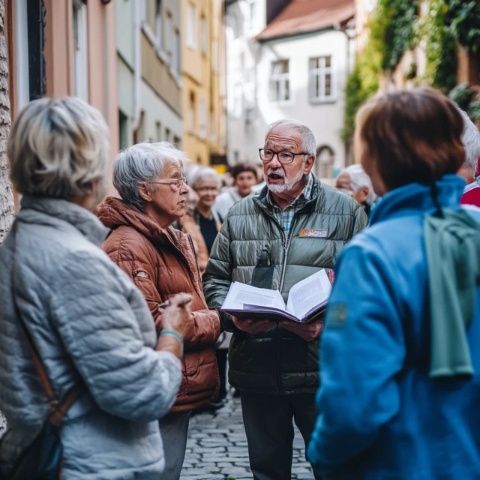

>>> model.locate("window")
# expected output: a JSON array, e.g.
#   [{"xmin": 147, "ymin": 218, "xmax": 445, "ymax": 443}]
[
  {"xmin": 155, "ymin": 0, "xmax": 163, "ymax": 50},
  {"xmin": 156, "ymin": 121, "xmax": 162, "ymax": 141},
  {"xmin": 73, "ymin": 0, "xmax": 88, "ymax": 100},
  {"xmin": 165, "ymin": 127, "xmax": 171, "ymax": 142},
  {"xmin": 232, "ymin": 84, "xmax": 243, "ymax": 118},
  {"xmin": 187, "ymin": 4, "xmax": 197, "ymax": 49},
  {"xmin": 200, "ymin": 15, "xmax": 208, "ymax": 54},
  {"xmin": 209, "ymin": 110, "xmax": 216, "ymax": 142},
  {"xmin": 139, "ymin": 0, "xmax": 147, "ymax": 25},
  {"xmin": 316, "ymin": 145, "xmax": 335, "ymax": 178},
  {"xmin": 189, "ymin": 91, "xmax": 196, "ymax": 132},
  {"xmin": 270, "ymin": 60, "xmax": 290, "ymax": 103},
  {"xmin": 165, "ymin": 12, "xmax": 173, "ymax": 58},
  {"xmin": 173, "ymin": 135, "xmax": 181, "ymax": 147},
  {"xmin": 171, "ymin": 29, "xmax": 180, "ymax": 76},
  {"xmin": 119, "ymin": 110, "xmax": 129, "ymax": 150},
  {"xmin": 211, "ymin": 40, "xmax": 218, "ymax": 72},
  {"xmin": 244, "ymin": 69, "xmax": 255, "ymax": 108},
  {"xmin": 309, "ymin": 56, "xmax": 335, "ymax": 102},
  {"xmin": 199, "ymin": 99, "xmax": 207, "ymax": 139}
]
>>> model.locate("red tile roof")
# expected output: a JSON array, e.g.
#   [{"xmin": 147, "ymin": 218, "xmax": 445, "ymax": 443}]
[{"xmin": 257, "ymin": 0, "xmax": 355, "ymax": 41}]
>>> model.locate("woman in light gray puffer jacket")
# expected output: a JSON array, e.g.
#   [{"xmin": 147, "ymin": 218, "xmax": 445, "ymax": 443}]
[{"xmin": 0, "ymin": 97, "xmax": 191, "ymax": 479}]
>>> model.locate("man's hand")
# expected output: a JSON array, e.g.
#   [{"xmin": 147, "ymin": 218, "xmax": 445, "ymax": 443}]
[
  {"xmin": 278, "ymin": 318, "xmax": 323, "ymax": 342},
  {"xmin": 232, "ymin": 316, "xmax": 276, "ymax": 335}
]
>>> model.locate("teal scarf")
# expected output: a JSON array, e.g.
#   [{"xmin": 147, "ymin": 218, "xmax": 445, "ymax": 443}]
[{"xmin": 424, "ymin": 208, "xmax": 480, "ymax": 379}]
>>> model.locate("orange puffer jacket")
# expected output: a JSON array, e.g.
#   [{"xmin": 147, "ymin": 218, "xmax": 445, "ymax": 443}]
[{"xmin": 97, "ymin": 197, "xmax": 220, "ymax": 412}]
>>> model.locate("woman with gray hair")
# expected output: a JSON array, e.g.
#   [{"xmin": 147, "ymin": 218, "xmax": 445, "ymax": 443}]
[
  {"xmin": 0, "ymin": 97, "xmax": 190, "ymax": 478},
  {"xmin": 97, "ymin": 142, "xmax": 220, "ymax": 480},
  {"xmin": 188, "ymin": 167, "xmax": 222, "ymax": 255}
]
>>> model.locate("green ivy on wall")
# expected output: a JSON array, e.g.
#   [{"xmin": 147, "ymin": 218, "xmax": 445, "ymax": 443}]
[
  {"xmin": 449, "ymin": 83, "xmax": 480, "ymax": 122},
  {"xmin": 344, "ymin": 0, "xmax": 480, "ymax": 141},
  {"xmin": 448, "ymin": 0, "xmax": 480, "ymax": 53},
  {"xmin": 373, "ymin": 0, "xmax": 419, "ymax": 71},
  {"xmin": 342, "ymin": 56, "xmax": 379, "ymax": 141},
  {"xmin": 422, "ymin": 0, "xmax": 458, "ymax": 92},
  {"xmin": 343, "ymin": 0, "xmax": 418, "ymax": 140}
]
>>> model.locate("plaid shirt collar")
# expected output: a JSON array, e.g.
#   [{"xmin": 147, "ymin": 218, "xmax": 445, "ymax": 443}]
[{"xmin": 266, "ymin": 173, "xmax": 314, "ymax": 235}]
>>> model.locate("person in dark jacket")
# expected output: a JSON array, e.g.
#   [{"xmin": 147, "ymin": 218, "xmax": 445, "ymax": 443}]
[
  {"xmin": 97, "ymin": 142, "xmax": 220, "ymax": 480},
  {"xmin": 308, "ymin": 88, "xmax": 480, "ymax": 479},
  {"xmin": 204, "ymin": 119, "xmax": 367, "ymax": 480}
]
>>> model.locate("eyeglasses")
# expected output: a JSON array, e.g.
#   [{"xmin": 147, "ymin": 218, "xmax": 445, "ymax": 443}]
[
  {"xmin": 258, "ymin": 148, "xmax": 309, "ymax": 165},
  {"xmin": 149, "ymin": 175, "xmax": 187, "ymax": 190},
  {"xmin": 195, "ymin": 186, "xmax": 219, "ymax": 193}
]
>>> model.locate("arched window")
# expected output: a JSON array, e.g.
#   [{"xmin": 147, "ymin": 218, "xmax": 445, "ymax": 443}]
[{"xmin": 316, "ymin": 145, "xmax": 335, "ymax": 178}]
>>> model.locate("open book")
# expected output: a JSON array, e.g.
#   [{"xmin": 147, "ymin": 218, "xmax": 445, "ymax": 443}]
[{"xmin": 221, "ymin": 269, "xmax": 332, "ymax": 323}]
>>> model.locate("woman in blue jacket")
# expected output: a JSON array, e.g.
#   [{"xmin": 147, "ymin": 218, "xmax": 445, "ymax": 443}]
[{"xmin": 308, "ymin": 88, "xmax": 480, "ymax": 479}]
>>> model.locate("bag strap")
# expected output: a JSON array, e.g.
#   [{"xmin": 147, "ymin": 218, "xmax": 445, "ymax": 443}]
[{"xmin": 11, "ymin": 222, "xmax": 79, "ymax": 427}]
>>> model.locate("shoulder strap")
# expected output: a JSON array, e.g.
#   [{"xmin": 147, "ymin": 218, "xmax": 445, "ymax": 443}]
[{"xmin": 11, "ymin": 222, "xmax": 79, "ymax": 426}]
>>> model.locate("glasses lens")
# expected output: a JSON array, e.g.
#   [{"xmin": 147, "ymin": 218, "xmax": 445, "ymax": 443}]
[
  {"xmin": 278, "ymin": 152, "xmax": 294, "ymax": 164},
  {"xmin": 261, "ymin": 149, "xmax": 273, "ymax": 162}
]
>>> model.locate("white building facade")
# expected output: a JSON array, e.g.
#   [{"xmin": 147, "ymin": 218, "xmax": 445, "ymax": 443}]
[{"xmin": 226, "ymin": 0, "xmax": 354, "ymax": 178}]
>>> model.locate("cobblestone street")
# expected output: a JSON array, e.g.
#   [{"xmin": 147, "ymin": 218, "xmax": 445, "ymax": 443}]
[{"xmin": 180, "ymin": 391, "xmax": 316, "ymax": 480}]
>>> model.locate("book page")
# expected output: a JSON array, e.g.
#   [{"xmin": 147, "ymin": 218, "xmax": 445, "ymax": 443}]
[
  {"xmin": 222, "ymin": 282, "xmax": 286, "ymax": 311},
  {"xmin": 286, "ymin": 269, "xmax": 332, "ymax": 320}
]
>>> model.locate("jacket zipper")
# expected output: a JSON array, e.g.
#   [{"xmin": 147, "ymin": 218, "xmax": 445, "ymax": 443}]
[
  {"xmin": 279, "ymin": 212, "xmax": 299, "ymax": 292},
  {"xmin": 253, "ymin": 194, "xmax": 316, "ymax": 393}
]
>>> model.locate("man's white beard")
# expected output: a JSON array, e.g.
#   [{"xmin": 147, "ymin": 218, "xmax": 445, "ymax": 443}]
[{"xmin": 266, "ymin": 167, "xmax": 305, "ymax": 194}]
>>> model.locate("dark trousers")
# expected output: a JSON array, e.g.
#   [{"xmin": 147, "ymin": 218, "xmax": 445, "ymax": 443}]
[
  {"xmin": 240, "ymin": 392, "xmax": 321, "ymax": 480},
  {"xmin": 216, "ymin": 349, "xmax": 228, "ymax": 400},
  {"xmin": 159, "ymin": 410, "xmax": 191, "ymax": 480}
]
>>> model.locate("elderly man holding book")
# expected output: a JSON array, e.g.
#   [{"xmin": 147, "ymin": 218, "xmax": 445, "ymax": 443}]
[{"xmin": 204, "ymin": 119, "xmax": 367, "ymax": 480}]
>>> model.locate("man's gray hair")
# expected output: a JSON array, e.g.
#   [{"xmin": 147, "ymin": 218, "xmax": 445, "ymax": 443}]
[
  {"xmin": 459, "ymin": 109, "xmax": 480, "ymax": 172},
  {"xmin": 343, "ymin": 164, "xmax": 377, "ymax": 205},
  {"xmin": 8, "ymin": 97, "xmax": 109, "ymax": 198},
  {"xmin": 114, "ymin": 142, "xmax": 187, "ymax": 210},
  {"xmin": 189, "ymin": 166, "xmax": 221, "ymax": 190},
  {"xmin": 265, "ymin": 119, "xmax": 317, "ymax": 156}
]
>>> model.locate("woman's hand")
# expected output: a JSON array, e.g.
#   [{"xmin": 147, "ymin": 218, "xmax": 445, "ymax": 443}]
[
  {"xmin": 156, "ymin": 293, "xmax": 193, "ymax": 358},
  {"xmin": 161, "ymin": 293, "xmax": 193, "ymax": 338}
]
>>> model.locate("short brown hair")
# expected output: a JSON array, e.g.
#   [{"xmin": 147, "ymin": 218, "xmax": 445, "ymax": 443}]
[
  {"xmin": 230, "ymin": 162, "xmax": 258, "ymax": 181},
  {"xmin": 356, "ymin": 87, "xmax": 465, "ymax": 191}
]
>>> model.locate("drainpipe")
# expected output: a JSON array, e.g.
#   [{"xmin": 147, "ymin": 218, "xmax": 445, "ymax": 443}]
[
  {"xmin": 334, "ymin": 22, "xmax": 355, "ymax": 166},
  {"xmin": 132, "ymin": 0, "xmax": 142, "ymax": 140}
]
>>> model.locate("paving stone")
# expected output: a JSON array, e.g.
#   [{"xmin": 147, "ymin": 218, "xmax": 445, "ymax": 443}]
[{"xmin": 180, "ymin": 391, "xmax": 316, "ymax": 480}]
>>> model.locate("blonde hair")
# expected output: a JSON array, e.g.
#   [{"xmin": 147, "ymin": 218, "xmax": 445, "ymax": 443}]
[{"xmin": 8, "ymin": 97, "xmax": 109, "ymax": 198}]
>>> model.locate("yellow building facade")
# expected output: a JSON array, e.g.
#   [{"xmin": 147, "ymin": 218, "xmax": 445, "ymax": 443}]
[{"xmin": 181, "ymin": 0, "xmax": 226, "ymax": 165}]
